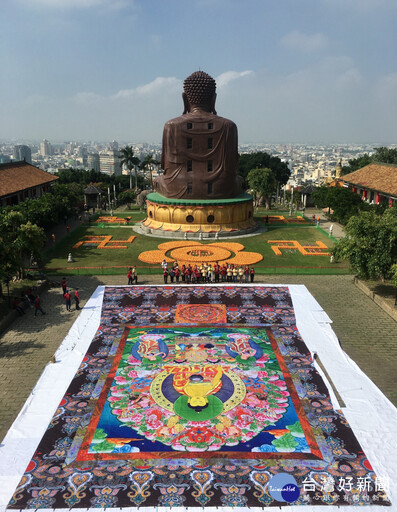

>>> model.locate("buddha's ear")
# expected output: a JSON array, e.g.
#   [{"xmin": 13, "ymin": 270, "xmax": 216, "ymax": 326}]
[
  {"xmin": 211, "ymin": 93, "xmax": 217, "ymax": 115},
  {"xmin": 182, "ymin": 92, "xmax": 190, "ymax": 114}
]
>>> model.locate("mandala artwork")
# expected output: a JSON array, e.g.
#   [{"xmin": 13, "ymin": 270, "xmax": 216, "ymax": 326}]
[{"xmin": 8, "ymin": 286, "xmax": 391, "ymax": 509}]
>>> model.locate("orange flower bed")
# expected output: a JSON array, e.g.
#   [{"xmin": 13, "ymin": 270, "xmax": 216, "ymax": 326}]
[
  {"xmin": 138, "ymin": 241, "xmax": 263, "ymax": 265},
  {"xmin": 73, "ymin": 235, "xmax": 135, "ymax": 250},
  {"xmin": 96, "ymin": 216, "xmax": 127, "ymax": 224},
  {"xmin": 266, "ymin": 215, "xmax": 308, "ymax": 224},
  {"xmin": 268, "ymin": 240, "xmax": 330, "ymax": 256}
]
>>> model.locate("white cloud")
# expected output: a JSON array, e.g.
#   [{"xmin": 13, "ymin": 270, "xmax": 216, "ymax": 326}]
[
  {"xmin": 215, "ymin": 70, "xmax": 253, "ymax": 89},
  {"xmin": 281, "ymin": 31, "xmax": 328, "ymax": 52},
  {"xmin": 112, "ymin": 77, "xmax": 181, "ymax": 99}
]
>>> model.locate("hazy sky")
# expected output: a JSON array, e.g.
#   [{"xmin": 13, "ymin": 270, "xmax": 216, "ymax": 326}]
[{"xmin": 1, "ymin": 0, "xmax": 396, "ymax": 144}]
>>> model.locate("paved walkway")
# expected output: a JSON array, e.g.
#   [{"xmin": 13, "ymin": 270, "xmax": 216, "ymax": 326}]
[
  {"xmin": 0, "ymin": 273, "xmax": 396, "ymax": 442},
  {"xmin": 303, "ymin": 207, "xmax": 346, "ymax": 239}
]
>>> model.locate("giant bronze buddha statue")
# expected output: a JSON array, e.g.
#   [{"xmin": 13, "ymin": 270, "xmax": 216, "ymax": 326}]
[{"xmin": 154, "ymin": 71, "xmax": 242, "ymax": 199}]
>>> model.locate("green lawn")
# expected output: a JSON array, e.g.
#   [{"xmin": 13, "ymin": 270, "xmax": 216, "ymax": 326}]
[{"xmin": 42, "ymin": 213, "xmax": 350, "ymax": 276}]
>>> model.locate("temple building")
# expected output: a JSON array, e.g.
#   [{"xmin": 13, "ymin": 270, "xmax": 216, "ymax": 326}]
[
  {"xmin": 0, "ymin": 161, "xmax": 58, "ymax": 207},
  {"xmin": 341, "ymin": 163, "xmax": 397, "ymax": 207}
]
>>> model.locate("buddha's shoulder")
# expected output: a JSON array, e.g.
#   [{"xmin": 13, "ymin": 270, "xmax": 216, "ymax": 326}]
[{"xmin": 164, "ymin": 113, "xmax": 236, "ymax": 128}]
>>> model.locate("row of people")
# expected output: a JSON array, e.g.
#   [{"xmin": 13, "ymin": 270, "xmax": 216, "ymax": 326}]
[{"xmin": 161, "ymin": 261, "xmax": 255, "ymax": 284}]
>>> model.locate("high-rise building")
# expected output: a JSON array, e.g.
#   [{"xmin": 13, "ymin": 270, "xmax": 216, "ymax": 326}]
[
  {"xmin": 13, "ymin": 145, "xmax": 32, "ymax": 164},
  {"xmin": 78, "ymin": 146, "xmax": 88, "ymax": 167},
  {"xmin": 109, "ymin": 140, "xmax": 119, "ymax": 151},
  {"xmin": 40, "ymin": 139, "xmax": 53, "ymax": 156},
  {"xmin": 88, "ymin": 153, "xmax": 100, "ymax": 172},
  {"xmin": 100, "ymin": 150, "xmax": 121, "ymax": 175}
]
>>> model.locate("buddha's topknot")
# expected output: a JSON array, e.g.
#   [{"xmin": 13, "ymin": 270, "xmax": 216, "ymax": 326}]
[{"xmin": 183, "ymin": 71, "xmax": 216, "ymax": 105}]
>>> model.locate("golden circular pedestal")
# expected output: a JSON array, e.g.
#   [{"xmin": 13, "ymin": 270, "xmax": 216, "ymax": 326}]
[{"xmin": 142, "ymin": 193, "xmax": 256, "ymax": 235}]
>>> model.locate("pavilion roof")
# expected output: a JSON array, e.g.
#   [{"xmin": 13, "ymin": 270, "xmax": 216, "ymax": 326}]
[
  {"xmin": 341, "ymin": 163, "xmax": 397, "ymax": 197},
  {"xmin": 0, "ymin": 161, "xmax": 58, "ymax": 197}
]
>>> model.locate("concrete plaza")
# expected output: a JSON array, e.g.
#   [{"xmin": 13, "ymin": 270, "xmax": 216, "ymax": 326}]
[{"xmin": 0, "ymin": 273, "xmax": 396, "ymax": 442}]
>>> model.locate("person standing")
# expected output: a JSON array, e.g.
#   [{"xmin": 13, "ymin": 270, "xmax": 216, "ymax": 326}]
[
  {"xmin": 127, "ymin": 267, "xmax": 133, "ymax": 285},
  {"xmin": 250, "ymin": 267, "xmax": 255, "ymax": 283},
  {"xmin": 34, "ymin": 295, "xmax": 45, "ymax": 316},
  {"xmin": 61, "ymin": 277, "xmax": 67, "ymax": 295},
  {"xmin": 132, "ymin": 266, "xmax": 138, "ymax": 284},
  {"xmin": 163, "ymin": 268, "xmax": 169, "ymax": 284},
  {"xmin": 74, "ymin": 288, "xmax": 80, "ymax": 310},
  {"xmin": 64, "ymin": 290, "xmax": 71, "ymax": 311}
]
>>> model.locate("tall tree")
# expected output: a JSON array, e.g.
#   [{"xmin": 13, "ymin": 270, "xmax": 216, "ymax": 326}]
[
  {"xmin": 247, "ymin": 167, "xmax": 277, "ymax": 209},
  {"xmin": 140, "ymin": 154, "xmax": 160, "ymax": 189},
  {"xmin": 312, "ymin": 186, "xmax": 364, "ymax": 224},
  {"xmin": 119, "ymin": 146, "xmax": 140, "ymax": 192},
  {"xmin": 239, "ymin": 152, "xmax": 290, "ymax": 188},
  {"xmin": 0, "ymin": 212, "xmax": 45, "ymax": 283},
  {"xmin": 334, "ymin": 208, "xmax": 397, "ymax": 280}
]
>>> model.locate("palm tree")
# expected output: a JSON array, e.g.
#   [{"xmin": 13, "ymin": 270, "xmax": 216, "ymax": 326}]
[
  {"xmin": 140, "ymin": 154, "xmax": 160, "ymax": 189},
  {"xmin": 119, "ymin": 146, "xmax": 140, "ymax": 192}
]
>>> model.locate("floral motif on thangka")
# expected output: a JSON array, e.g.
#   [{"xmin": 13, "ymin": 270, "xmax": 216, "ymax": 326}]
[
  {"xmin": 75, "ymin": 327, "xmax": 320, "ymax": 460},
  {"xmin": 8, "ymin": 286, "xmax": 391, "ymax": 509},
  {"xmin": 174, "ymin": 304, "xmax": 227, "ymax": 324}
]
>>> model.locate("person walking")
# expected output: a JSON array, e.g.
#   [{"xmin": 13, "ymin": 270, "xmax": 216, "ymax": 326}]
[
  {"xmin": 127, "ymin": 267, "xmax": 133, "ymax": 285},
  {"xmin": 34, "ymin": 295, "xmax": 45, "ymax": 316},
  {"xmin": 74, "ymin": 288, "xmax": 80, "ymax": 310},
  {"xmin": 64, "ymin": 290, "xmax": 71, "ymax": 311}
]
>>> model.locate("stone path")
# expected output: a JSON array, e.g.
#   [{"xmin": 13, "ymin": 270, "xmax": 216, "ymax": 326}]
[{"xmin": 0, "ymin": 273, "xmax": 396, "ymax": 442}]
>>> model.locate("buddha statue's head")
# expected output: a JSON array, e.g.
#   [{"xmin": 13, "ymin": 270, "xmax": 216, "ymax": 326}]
[{"xmin": 183, "ymin": 71, "xmax": 217, "ymax": 115}]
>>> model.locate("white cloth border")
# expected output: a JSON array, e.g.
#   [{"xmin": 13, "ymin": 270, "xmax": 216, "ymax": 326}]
[{"xmin": 0, "ymin": 283, "xmax": 395, "ymax": 512}]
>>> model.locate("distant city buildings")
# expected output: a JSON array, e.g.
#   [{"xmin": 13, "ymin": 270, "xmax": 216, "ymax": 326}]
[
  {"xmin": 100, "ymin": 150, "xmax": 121, "ymax": 176},
  {"xmin": 87, "ymin": 153, "xmax": 100, "ymax": 172},
  {"xmin": 40, "ymin": 139, "xmax": 53, "ymax": 156},
  {"xmin": 13, "ymin": 144, "xmax": 32, "ymax": 164},
  {"xmin": 0, "ymin": 140, "xmax": 394, "ymax": 184}
]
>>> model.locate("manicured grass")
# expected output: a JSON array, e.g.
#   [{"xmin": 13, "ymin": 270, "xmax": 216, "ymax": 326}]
[{"xmin": 43, "ymin": 213, "xmax": 350, "ymax": 276}]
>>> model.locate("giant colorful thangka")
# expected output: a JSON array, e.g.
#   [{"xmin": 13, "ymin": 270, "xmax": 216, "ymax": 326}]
[{"xmin": 7, "ymin": 286, "xmax": 391, "ymax": 508}]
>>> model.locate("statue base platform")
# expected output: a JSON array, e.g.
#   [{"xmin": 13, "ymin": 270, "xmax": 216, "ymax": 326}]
[{"xmin": 141, "ymin": 192, "xmax": 257, "ymax": 238}]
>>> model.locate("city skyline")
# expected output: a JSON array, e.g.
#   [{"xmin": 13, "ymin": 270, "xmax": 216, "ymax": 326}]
[{"xmin": 1, "ymin": 0, "xmax": 397, "ymax": 144}]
